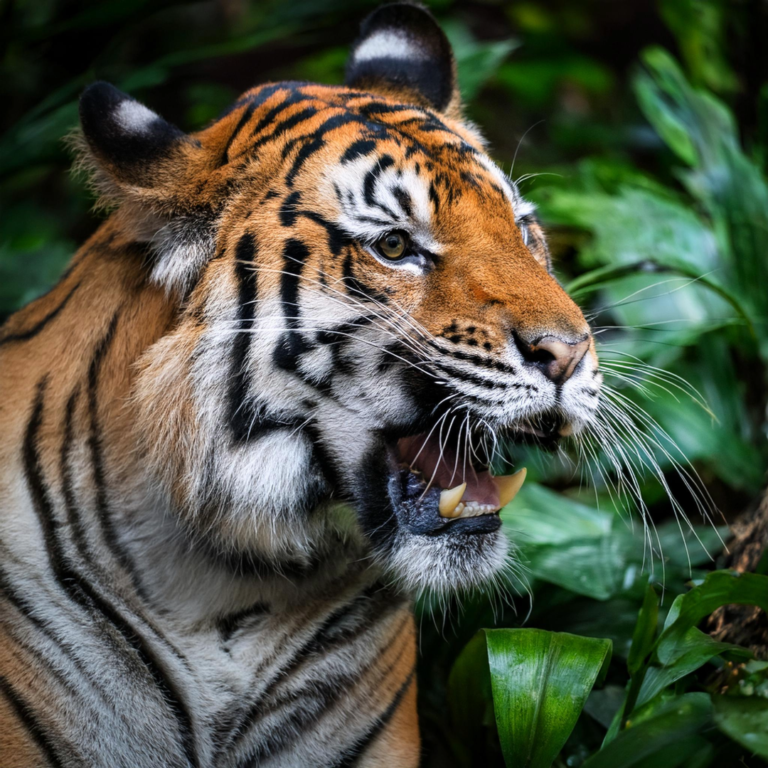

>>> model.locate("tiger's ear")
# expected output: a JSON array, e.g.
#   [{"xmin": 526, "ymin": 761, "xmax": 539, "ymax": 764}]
[
  {"xmin": 78, "ymin": 82, "xmax": 218, "ymax": 292},
  {"xmin": 78, "ymin": 82, "xmax": 205, "ymax": 209},
  {"xmin": 345, "ymin": 3, "xmax": 460, "ymax": 117}
]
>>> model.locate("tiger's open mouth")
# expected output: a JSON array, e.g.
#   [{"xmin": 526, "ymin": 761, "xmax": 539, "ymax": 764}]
[
  {"xmin": 383, "ymin": 413, "xmax": 568, "ymax": 538},
  {"xmin": 396, "ymin": 434, "xmax": 526, "ymax": 522}
]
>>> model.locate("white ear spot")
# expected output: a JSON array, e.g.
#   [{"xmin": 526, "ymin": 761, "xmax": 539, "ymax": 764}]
[
  {"xmin": 115, "ymin": 99, "xmax": 159, "ymax": 134},
  {"xmin": 353, "ymin": 30, "xmax": 427, "ymax": 63}
]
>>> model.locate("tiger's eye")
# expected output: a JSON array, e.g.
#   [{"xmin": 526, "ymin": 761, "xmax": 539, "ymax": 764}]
[{"xmin": 377, "ymin": 232, "xmax": 407, "ymax": 260}]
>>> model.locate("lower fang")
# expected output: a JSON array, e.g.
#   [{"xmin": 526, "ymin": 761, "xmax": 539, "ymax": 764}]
[
  {"xmin": 493, "ymin": 468, "xmax": 527, "ymax": 508},
  {"xmin": 439, "ymin": 482, "xmax": 467, "ymax": 518}
]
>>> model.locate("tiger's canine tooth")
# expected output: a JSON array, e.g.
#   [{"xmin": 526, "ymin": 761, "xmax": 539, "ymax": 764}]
[
  {"xmin": 438, "ymin": 482, "xmax": 467, "ymax": 518},
  {"xmin": 494, "ymin": 468, "xmax": 527, "ymax": 509}
]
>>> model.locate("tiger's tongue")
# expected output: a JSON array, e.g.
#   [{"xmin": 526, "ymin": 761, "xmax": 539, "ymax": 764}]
[{"xmin": 397, "ymin": 434, "xmax": 500, "ymax": 507}]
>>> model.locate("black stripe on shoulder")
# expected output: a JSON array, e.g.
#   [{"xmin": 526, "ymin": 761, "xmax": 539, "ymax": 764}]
[
  {"xmin": 0, "ymin": 675, "xmax": 66, "ymax": 768},
  {"xmin": 0, "ymin": 566, "xmax": 116, "ymax": 709},
  {"xmin": 332, "ymin": 666, "xmax": 416, "ymax": 768},
  {"xmin": 224, "ymin": 584, "xmax": 406, "ymax": 765},
  {"xmin": 87, "ymin": 312, "xmax": 144, "ymax": 593},
  {"xmin": 23, "ymin": 376, "xmax": 199, "ymax": 767},
  {"xmin": 0, "ymin": 282, "xmax": 80, "ymax": 347},
  {"xmin": 216, "ymin": 600, "xmax": 270, "ymax": 643}
]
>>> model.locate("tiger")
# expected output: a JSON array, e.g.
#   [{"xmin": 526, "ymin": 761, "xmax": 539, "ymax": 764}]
[{"xmin": 0, "ymin": 3, "xmax": 601, "ymax": 766}]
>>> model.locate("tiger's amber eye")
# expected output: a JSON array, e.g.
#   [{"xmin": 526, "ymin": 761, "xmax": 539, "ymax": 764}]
[{"xmin": 377, "ymin": 232, "xmax": 407, "ymax": 260}]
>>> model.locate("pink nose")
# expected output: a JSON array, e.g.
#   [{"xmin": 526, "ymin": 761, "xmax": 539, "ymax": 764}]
[{"xmin": 517, "ymin": 335, "xmax": 590, "ymax": 384}]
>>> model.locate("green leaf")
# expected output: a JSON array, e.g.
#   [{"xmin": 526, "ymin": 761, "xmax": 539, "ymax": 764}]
[
  {"xmin": 484, "ymin": 628, "xmax": 612, "ymax": 768},
  {"xmin": 712, "ymin": 696, "xmax": 768, "ymax": 758},
  {"xmin": 583, "ymin": 694, "xmax": 712, "ymax": 768},
  {"xmin": 443, "ymin": 21, "xmax": 518, "ymax": 101},
  {"xmin": 636, "ymin": 627, "xmax": 751, "ymax": 708},
  {"xmin": 447, "ymin": 631, "xmax": 495, "ymax": 765},
  {"xmin": 655, "ymin": 571, "xmax": 768, "ymax": 666},
  {"xmin": 627, "ymin": 585, "xmax": 659, "ymax": 675}
]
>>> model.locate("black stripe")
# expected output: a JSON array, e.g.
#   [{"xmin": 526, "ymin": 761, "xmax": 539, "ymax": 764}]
[
  {"xmin": 229, "ymin": 591, "xmax": 407, "ymax": 765},
  {"xmin": 221, "ymin": 98, "xmax": 258, "ymax": 165},
  {"xmin": 217, "ymin": 601, "xmax": 270, "ymax": 643},
  {"xmin": 0, "ymin": 567, "xmax": 118, "ymax": 709},
  {"xmin": 300, "ymin": 211, "xmax": 351, "ymax": 257},
  {"xmin": 60, "ymin": 386, "xmax": 90, "ymax": 554},
  {"xmin": 341, "ymin": 139, "xmax": 377, "ymax": 163},
  {"xmin": 0, "ymin": 675, "xmax": 66, "ymax": 767},
  {"xmin": 0, "ymin": 282, "xmax": 80, "ymax": 347},
  {"xmin": 86, "ymin": 312, "xmax": 145, "ymax": 593},
  {"xmin": 333, "ymin": 667, "xmax": 416, "ymax": 768},
  {"xmin": 429, "ymin": 339, "xmax": 518, "ymax": 375},
  {"xmin": 434, "ymin": 361, "xmax": 526, "ymax": 391},
  {"xmin": 392, "ymin": 186, "xmax": 413, "ymax": 218},
  {"xmin": 362, "ymin": 154, "xmax": 396, "ymax": 215},
  {"xmin": 229, "ymin": 233, "xmax": 260, "ymax": 442},
  {"xmin": 279, "ymin": 191, "xmax": 301, "ymax": 226},
  {"xmin": 23, "ymin": 377, "xmax": 199, "ymax": 767},
  {"xmin": 428, "ymin": 181, "xmax": 440, "ymax": 213},
  {"xmin": 273, "ymin": 238, "xmax": 310, "ymax": 372},
  {"xmin": 60, "ymin": 385, "xmax": 193, "ymax": 673},
  {"xmin": 285, "ymin": 135, "xmax": 324, "ymax": 186},
  {"xmin": 247, "ymin": 89, "xmax": 308, "ymax": 142},
  {"xmin": 227, "ymin": 234, "xmax": 305, "ymax": 437},
  {"xmin": 251, "ymin": 106, "xmax": 318, "ymax": 152}
]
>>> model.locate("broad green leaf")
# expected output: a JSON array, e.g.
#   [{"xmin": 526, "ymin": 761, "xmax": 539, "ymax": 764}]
[
  {"xmin": 583, "ymin": 693, "xmax": 712, "ymax": 768},
  {"xmin": 712, "ymin": 696, "xmax": 768, "ymax": 758},
  {"xmin": 504, "ymin": 483, "xmax": 727, "ymax": 601},
  {"xmin": 447, "ymin": 631, "xmax": 495, "ymax": 765},
  {"xmin": 502, "ymin": 482, "xmax": 612, "ymax": 546},
  {"xmin": 656, "ymin": 571, "xmax": 768, "ymax": 666},
  {"xmin": 521, "ymin": 536, "xmax": 637, "ymax": 601},
  {"xmin": 636, "ymin": 627, "xmax": 751, "ymax": 708},
  {"xmin": 484, "ymin": 628, "xmax": 612, "ymax": 768},
  {"xmin": 627, "ymin": 585, "xmax": 659, "ymax": 675}
]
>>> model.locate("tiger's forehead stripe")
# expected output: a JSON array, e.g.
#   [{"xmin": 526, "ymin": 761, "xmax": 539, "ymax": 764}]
[{"xmin": 216, "ymin": 82, "xmax": 522, "ymax": 212}]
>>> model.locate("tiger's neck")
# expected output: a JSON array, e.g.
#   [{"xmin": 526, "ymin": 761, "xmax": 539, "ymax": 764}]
[{"xmin": 0, "ymin": 218, "xmax": 375, "ymax": 624}]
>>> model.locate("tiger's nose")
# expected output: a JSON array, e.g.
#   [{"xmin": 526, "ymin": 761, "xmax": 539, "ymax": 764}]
[{"xmin": 515, "ymin": 334, "xmax": 590, "ymax": 384}]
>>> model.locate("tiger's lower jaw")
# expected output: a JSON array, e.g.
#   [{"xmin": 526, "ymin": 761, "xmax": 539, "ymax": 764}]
[
  {"xmin": 378, "ymin": 465, "xmax": 512, "ymax": 595},
  {"xmin": 355, "ymin": 427, "xmax": 527, "ymax": 595}
]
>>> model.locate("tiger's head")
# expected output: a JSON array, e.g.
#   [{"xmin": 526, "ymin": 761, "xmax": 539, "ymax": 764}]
[{"xmin": 77, "ymin": 3, "xmax": 601, "ymax": 595}]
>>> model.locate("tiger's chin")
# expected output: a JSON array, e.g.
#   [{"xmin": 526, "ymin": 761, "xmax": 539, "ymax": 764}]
[{"xmin": 368, "ymin": 417, "xmax": 561, "ymax": 596}]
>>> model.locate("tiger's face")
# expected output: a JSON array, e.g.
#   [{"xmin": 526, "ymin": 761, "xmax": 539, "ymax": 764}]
[{"xmin": 79, "ymin": 4, "xmax": 601, "ymax": 595}]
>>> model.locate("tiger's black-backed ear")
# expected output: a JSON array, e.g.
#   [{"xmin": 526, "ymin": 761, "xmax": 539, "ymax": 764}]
[
  {"xmin": 345, "ymin": 3, "xmax": 459, "ymax": 115},
  {"xmin": 79, "ymin": 82, "xmax": 189, "ymax": 188}
]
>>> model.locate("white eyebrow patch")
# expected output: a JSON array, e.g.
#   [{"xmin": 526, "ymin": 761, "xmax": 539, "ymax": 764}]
[
  {"xmin": 115, "ymin": 100, "xmax": 159, "ymax": 134},
  {"xmin": 353, "ymin": 30, "xmax": 427, "ymax": 63},
  {"xmin": 514, "ymin": 199, "xmax": 536, "ymax": 221}
]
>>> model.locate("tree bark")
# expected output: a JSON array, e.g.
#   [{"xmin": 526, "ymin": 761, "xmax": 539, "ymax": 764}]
[{"xmin": 706, "ymin": 492, "xmax": 768, "ymax": 659}]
